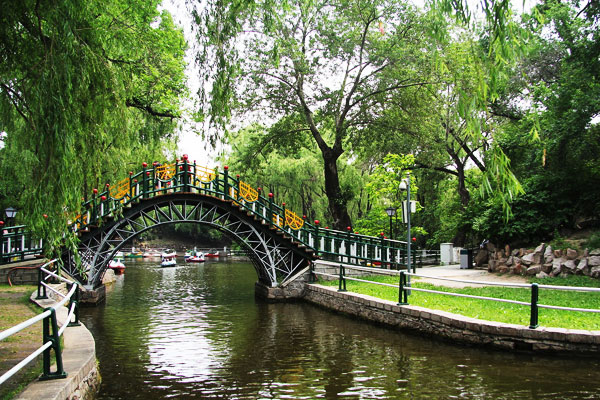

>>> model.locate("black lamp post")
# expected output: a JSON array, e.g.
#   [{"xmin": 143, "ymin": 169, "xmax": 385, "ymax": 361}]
[
  {"xmin": 4, "ymin": 207, "xmax": 17, "ymax": 226},
  {"xmin": 400, "ymin": 173, "xmax": 412, "ymax": 288},
  {"xmin": 385, "ymin": 206, "xmax": 396, "ymax": 240}
]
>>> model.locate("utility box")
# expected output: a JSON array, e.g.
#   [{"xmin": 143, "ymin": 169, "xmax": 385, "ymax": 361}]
[
  {"xmin": 440, "ymin": 243, "xmax": 453, "ymax": 265},
  {"xmin": 460, "ymin": 248, "xmax": 473, "ymax": 269}
]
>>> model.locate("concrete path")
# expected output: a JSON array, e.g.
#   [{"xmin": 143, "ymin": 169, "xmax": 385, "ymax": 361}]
[
  {"xmin": 13, "ymin": 292, "xmax": 98, "ymax": 400},
  {"xmin": 412, "ymin": 264, "xmax": 529, "ymax": 288}
]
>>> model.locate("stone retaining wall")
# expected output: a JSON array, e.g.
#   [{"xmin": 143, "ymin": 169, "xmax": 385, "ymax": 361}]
[
  {"xmin": 303, "ymin": 283, "xmax": 600, "ymax": 354},
  {"xmin": 0, "ymin": 260, "xmax": 44, "ymax": 285}
]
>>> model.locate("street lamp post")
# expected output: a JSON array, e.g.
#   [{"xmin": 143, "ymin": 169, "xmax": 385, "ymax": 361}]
[
  {"xmin": 399, "ymin": 172, "xmax": 412, "ymax": 276},
  {"xmin": 4, "ymin": 207, "xmax": 17, "ymax": 226},
  {"xmin": 385, "ymin": 206, "xmax": 396, "ymax": 240}
]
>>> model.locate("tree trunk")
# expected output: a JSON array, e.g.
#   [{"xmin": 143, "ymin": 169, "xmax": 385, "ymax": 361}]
[
  {"xmin": 450, "ymin": 156, "xmax": 470, "ymax": 247},
  {"xmin": 322, "ymin": 150, "xmax": 352, "ymax": 230}
]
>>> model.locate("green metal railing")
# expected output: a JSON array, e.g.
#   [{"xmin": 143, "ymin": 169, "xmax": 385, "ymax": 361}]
[
  {"xmin": 0, "ymin": 225, "xmax": 43, "ymax": 264},
  {"xmin": 0, "ymin": 159, "xmax": 440, "ymax": 270},
  {"xmin": 69, "ymin": 158, "xmax": 416, "ymax": 269},
  {"xmin": 0, "ymin": 259, "xmax": 80, "ymax": 386},
  {"xmin": 314, "ymin": 264, "xmax": 600, "ymax": 329}
]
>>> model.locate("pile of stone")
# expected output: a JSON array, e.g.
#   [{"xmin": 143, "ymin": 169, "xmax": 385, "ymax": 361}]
[{"xmin": 478, "ymin": 242, "xmax": 600, "ymax": 279}]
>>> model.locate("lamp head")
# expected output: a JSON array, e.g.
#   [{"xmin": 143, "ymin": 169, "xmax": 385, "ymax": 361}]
[
  {"xmin": 385, "ymin": 206, "xmax": 396, "ymax": 217},
  {"xmin": 5, "ymin": 207, "xmax": 17, "ymax": 219}
]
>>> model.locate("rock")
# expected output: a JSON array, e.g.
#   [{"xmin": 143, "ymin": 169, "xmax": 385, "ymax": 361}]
[
  {"xmin": 102, "ymin": 269, "xmax": 116, "ymax": 284},
  {"xmin": 486, "ymin": 242, "xmax": 496, "ymax": 252},
  {"xmin": 512, "ymin": 264, "xmax": 523, "ymax": 275},
  {"xmin": 576, "ymin": 258, "xmax": 588, "ymax": 275},
  {"xmin": 519, "ymin": 248, "xmax": 525, "ymax": 257},
  {"xmin": 554, "ymin": 250, "xmax": 562, "ymax": 258},
  {"xmin": 498, "ymin": 266, "xmax": 509, "ymax": 274},
  {"xmin": 512, "ymin": 249, "xmax": 520, "ymax": 256},
  {"xmin": 505, "ymin": 244, "xmax": 511, "ymax": 256},
  {"xmin": 542, "ymin": 263, "xmax": 553, "ymax": 273},
  {"xmin": 561, "ymin": 259, "xmax": 577, "ymax": 273},
  {"xmin": 536, "ymin": 271, "xmax": 549, "ymax": 279},
  {"xmin": 535, "ymin": 243, "xmax": 546, "ymax": 254},
  {"xmin": 588, "ymin": 256, "xmax": 600, "ymax": 266},
  {"xmin": 566, "ymin": 248, "xmax": 579, "ymax": 260},
  {"xmin": 474, "ymin": 248, "xmax": 489, "ymax": 268},
  {"xmin": 544, "ymin": 245, "xmax": 553, "ymax": 261},
  {"xmin": 589, "ymin": 248, "xmax": 600, "ymax": 256},
  {"xmin": 488, "ymin": 259, "xmax": 497, "ymax": 272},
  {"xmin": 551, "ymin": 258, "xmax": 562, "ymax": 276},
  {"xmin": 505, "ymin": 256, "xmax": 514, "ymax": 266},
  {"xmin": 522, "ymin": 252, "xmax": 542, "ymax": 265},
  {"xmin": 590, "ymin": 266, "xmax": 600, "ymax": 279},
  {"xmin": 522, "ymin": 253, "xmax": 535, "ymax": 266},
  {"xmin": 527, "ymin": 265, "xmax": 542, "ymax": 275}
]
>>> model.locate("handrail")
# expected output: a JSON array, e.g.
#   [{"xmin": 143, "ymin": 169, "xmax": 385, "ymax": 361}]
[
  {"xmin": 0, "ymin": 259, "xmax": 80, "ymax": 386},
  {"xmin": 318, "ymin": 264, "xmax": 600, "ymax": 329},
  {"xmin": 64, "ymin": 159, "xmax": 425, "ymax": 271},
  {"xmin": 2, "ymin": 159, "xmax": 440, "ymax": 278}
]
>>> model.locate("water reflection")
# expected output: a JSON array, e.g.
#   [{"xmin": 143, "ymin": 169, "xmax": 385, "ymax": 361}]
[{"xmin": 79, "ymin": 260, "xmax": 600, "ymax": 399}]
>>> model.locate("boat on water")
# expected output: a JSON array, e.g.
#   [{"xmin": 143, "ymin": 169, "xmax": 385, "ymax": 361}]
[
  {"xmin": 186, "ymin": 252, "xmax": 205, "ymax": 263},
  {"xmin": 204, "ymin": 250, "xmax": 219, "ymax": 258},
  {"xmin": 124, "ymin": 247, "xmax": 144, "ymax": 258},
  {"xmin": 160, "ymin": 249, "xmax": 177, "ymax": 267},
  {"xmin": 184, "ymin": 247, "xmax": 205, "ymax": 263},
  {"xmin": 142, "ymin": 249, "xmax": 161, "ymax": 259},
  {"xmin": 108, "ymin": 257, "xmax": 126, "ymax": 274}
]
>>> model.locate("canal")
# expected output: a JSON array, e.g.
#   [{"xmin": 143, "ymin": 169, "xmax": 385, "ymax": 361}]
[{"xmin": 80, "ymin": 259, "xmax": 600, "ymax": 399}]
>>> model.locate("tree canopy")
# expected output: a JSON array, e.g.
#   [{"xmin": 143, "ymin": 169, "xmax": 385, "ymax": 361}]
[{"xmin": 0, "ymin": 0, "xmax": 187, "ymax": 246}]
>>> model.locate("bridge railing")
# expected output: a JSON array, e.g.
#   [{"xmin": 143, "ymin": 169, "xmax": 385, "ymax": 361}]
[
  {"xmin": 69, "ymin": 159, "xmax": 424, "ymax": 269},
  {"xmin": 0, "ymin": 225, "xmax": 44, "ymax": 264},
  {"xmin": 0, "ymin": 259, "xmax": 80, "ymax": 386}
]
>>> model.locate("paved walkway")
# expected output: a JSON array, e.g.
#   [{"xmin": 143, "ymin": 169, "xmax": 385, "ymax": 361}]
[{"xmin": 412, "ymin": 264, "xmax": 529, "ymax": 288}]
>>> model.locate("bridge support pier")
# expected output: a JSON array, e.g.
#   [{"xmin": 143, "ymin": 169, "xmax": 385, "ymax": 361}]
[
  {"xmin": 254, "ymin": 272, "xmax": 309, "ymax": 301},
  {"xmin": 79, "ymin": 284, "xmax": 106, "ymax": 305}
]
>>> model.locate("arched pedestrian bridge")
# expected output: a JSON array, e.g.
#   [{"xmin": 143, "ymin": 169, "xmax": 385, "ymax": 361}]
[{"xmin": 2, "ymin": 158, "xmax": 414, "ymax": 289}]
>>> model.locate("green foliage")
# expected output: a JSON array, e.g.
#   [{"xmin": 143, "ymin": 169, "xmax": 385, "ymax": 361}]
[
  {"xmin": 586, "ymin": 232, "xmax": 600, "ymax": 251},
  {"xmin": 0, "ymin": 0, "xmax": 187, "ymax": 251}
]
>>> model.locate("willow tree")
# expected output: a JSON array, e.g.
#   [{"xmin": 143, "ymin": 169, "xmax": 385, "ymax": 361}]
[
  {"xmin": 198, "ymin": 0, "xmax": 436, "ymax": 229},
  {"xmin": 0, "ymin": 0, "xmax": 187, "ymax": 245}
]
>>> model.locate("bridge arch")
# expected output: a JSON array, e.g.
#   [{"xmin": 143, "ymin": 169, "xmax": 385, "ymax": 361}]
[{"xmin": 63, "ymin": 193, "xmax": 313, "ymax": 289}]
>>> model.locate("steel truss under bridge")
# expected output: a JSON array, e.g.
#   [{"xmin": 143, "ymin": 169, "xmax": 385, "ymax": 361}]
[{"xmin": 61, "ymin": 194, "xmax": 314, "ymax": 288}]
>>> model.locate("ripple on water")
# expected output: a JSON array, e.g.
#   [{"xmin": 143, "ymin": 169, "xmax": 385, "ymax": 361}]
[{"xmin": 80, "ymin": 260, "xmax": 600, "ymax": 400}]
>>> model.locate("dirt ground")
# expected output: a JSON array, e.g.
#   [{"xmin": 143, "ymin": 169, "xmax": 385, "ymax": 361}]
[
  {"xmin": 413, "ymin": 266, "xmax": 530, "ymax": 288},
  {"xmin": 0, "ymin": 285, "xmax": 42, "ymax": 399}
]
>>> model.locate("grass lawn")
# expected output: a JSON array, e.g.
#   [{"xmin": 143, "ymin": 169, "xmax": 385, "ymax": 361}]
[
  {"xmin": 318, "ymin": 275, "xmax": 600, "ymax": 330},
  {"xmin": 0, "ymin": 284, "xmax": 43, "ymax": 400}
]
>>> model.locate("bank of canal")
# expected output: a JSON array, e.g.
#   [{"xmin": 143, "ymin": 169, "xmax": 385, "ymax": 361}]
[{"xmin": 80, "ymin": 260, "xmax": 600, "ymax": 399}]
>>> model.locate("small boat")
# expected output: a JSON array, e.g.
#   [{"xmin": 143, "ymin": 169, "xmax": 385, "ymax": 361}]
[
  {"xmin": 161, "ymin": 257, "xmax": 177, "ymax": 267},
  {"xmin": 204, "ymin": 250, "xmax": 219, "ymax": 258},
  {"xmin": 186, "ymin": 251, "xmax": 205, "ymax": 263},
  {"xmin": 142, "ymin": 249, "xmax": 161, "ymax": 259},
  {"xmin": 108, "ymin": 257, "xmax": 126, "ymax": 274},
  {"xmin": 161, "ymin": 249, "xmax": 177, "ymax": 267},
  {"xmin": 124, "ymin": 247, "xmax": 143, "ymax": 258}
]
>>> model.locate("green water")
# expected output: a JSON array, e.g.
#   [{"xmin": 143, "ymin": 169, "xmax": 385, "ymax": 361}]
[{"xmin": 79, "ymin": 260, "xmax": 600, "ymax": 399}]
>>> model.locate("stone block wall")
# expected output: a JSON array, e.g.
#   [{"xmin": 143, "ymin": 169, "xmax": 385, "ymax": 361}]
[
  {"xmin": 0, "ymin": 264, "xmax": 42, "ymax": 285},
  {"xmin": 303, "ymin": 283, "xmax": 600, "ymax": 354}
]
